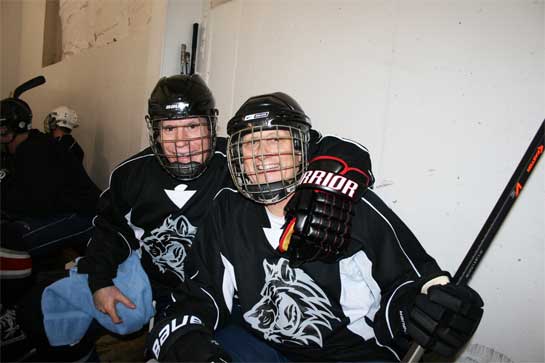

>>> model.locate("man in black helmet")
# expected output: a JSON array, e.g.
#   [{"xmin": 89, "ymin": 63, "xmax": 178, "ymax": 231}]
[
  {"xmin": 74, "ymin": 74, "xmax": 226, "ymax": 325},
  {"xmin": 1, "ymin": 95, "xmax": 100, "ymax": 361},
  {"xmin": 145, "ymin": 92, "xmax": 484, "ymax": 363},
  {"xmin": 11, "ymin": 74, "xmax": 226, "ymax": 362},
  {"xmin": 0, "ymin": 96, "xmax": 99, "ymax": 264}
]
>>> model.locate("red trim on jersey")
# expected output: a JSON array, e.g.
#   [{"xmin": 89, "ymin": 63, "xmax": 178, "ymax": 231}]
[
  {"xmin": 278, "ymin": 217, "xmax": 296, "ymax": 253},
  {"xmin": 0, "ymin": 256, "xmax": 32, "ymax": 271}
]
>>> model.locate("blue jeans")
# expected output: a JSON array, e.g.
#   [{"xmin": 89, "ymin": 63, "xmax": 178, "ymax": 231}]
[{"xmin": 214, "ymin": 305, "xmax": 290, "ymax": 363}]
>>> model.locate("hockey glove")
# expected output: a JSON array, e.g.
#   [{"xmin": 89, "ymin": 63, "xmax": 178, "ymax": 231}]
[
  {"xmin": 146, "ymin": 315, "xmax": 231, "ymax": 362},
  {"xmin": 407, "ymin": 282, "xmax": 484, "ymax": 357},
  {"xmin": 279, "ymin": 156, "xmax": 371, "ymax": 266},
  {"xmin": 374, "ymin": 274, "xmax": 484, "ymax": 358}
]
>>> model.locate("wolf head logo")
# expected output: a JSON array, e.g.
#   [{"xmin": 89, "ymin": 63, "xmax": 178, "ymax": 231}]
[
  {"xmin": 244, "ymin": 258, "xmax": 340, "ymax": 347},
  {"xmin": 141, "ymin": 214, "xmax": 196, "ymax": 281}
]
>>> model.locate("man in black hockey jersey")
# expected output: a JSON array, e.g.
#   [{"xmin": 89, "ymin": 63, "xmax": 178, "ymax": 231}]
[
  {"xmin": 76, "ymin": 74, "xmax": 226, "ymax": 324},
  {"xmin": 146, "ymin": 92, "xmax": 484, "ymax": 362}
]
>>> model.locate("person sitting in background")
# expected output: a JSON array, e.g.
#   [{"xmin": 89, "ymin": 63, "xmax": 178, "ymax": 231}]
[
  {"xmin": 44, "ymin": 106, "xmax": 84, "ymax": 163},
  {"xmin": 0, "ymin": 98, "xmax": 100, "ymax": 259},
  {"xmin": 0, "ymin": 95, "xmax": 100, "ymax": 287},
  {"xmin": 0, "ymin": 85, "xmax": 101, "ymax": 360}
]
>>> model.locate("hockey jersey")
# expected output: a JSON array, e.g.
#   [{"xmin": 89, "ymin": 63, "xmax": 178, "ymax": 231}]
[{"xmin": 148, "ymin": 138, "xmax": 442, "ymax": 362}]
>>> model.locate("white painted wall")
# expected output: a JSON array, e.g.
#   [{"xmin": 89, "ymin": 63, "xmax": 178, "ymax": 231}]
[
  {"xmin": 196, "ymin": 0, "xmax": 544, "ymax": 361},
  {"xmin": 0, "ymin": 0, "xmax": 167, "ymax": 189}
]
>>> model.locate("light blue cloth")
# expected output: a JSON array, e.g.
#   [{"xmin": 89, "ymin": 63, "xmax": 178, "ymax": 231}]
[{"xmin": 41, "ymin": 252, "xmax": 155, "ymax": 346}]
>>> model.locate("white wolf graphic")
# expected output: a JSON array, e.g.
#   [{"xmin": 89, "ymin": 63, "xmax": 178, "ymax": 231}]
[
  {"xmin": 244, "ymin": 258, "xmax": 340, "ymax": 347},
  {"xmin": 141, "ymin": 214, "xmax": 196, "ymax": 281}
]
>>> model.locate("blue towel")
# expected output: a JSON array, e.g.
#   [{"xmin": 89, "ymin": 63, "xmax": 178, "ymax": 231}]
[{"xmin": 41, "ymin": 252, "xmax": 155, "ymax": 346}]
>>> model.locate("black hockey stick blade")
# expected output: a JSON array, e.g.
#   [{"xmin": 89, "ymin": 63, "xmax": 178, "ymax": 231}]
[
  {"xmin": 190, "ymin": 23, "xmax": 199, "ymax": 75},
  {"xmin": 13, "ymin": 76, "xmax": 46, "ymax": 99},
  {"xmin": 402, "ymin": 120, "xmax": 545, "ymax": 363}
]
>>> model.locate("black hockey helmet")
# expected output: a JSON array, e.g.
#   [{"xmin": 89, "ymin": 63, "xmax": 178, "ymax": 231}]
[
  {"xmin": 146, "ymin": 74, "xmax": 218, "ymax": 180},
  {"xmin": 227, "ymin": 92, "xmax": 311, "ymax": 203},
  {"xmin": 1, "ymin": 75, "xmax": 46, "ymax": 143},
  {"xmin": 0, "ymin": 98, "xmax": 32, "ymax": 141}
]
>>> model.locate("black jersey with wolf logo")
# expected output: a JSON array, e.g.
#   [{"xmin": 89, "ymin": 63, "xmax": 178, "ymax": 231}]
[
  {"xmin": 78, "ymin": 132, "xmax": 373, "ymax": 295},
  {"xmin": 78, "ymin": 139, "xmax": 232, "ymax": 292},
  {"xmin": 159, "ymin": 186, "xmax": 442, "ymax": 362}
]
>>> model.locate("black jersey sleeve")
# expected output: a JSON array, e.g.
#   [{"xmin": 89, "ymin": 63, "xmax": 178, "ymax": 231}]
[
  {"xmin": 362, "ymin": 189, "xmax": 442, "ymax": 279},
  {"xmin": 358, "ymin": 189, "xmax": 444, "ymax": 357},
  {"xmin": 77, "ymin": 162, "xmax": 141, "ymax": 293}
]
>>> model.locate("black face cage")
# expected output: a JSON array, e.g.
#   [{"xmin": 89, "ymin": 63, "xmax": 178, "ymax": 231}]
[
  {"xmin": 227, "ymin": 124, "xmax": 309, "ymax": 204},
  {"xmin": 146, "ymin": 115, "xmax": 217, "ymax": 180}
]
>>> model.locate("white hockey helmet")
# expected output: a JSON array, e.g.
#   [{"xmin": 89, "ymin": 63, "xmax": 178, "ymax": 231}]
[{"xmin": 44, "ymin": 106, "xmax": 79, "ymax": 132}]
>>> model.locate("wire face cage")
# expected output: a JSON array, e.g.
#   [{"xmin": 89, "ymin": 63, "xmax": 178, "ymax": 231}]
[
  {"xmin": 147, "ymin": 115, "xmax": 216, "ymax": 180},
  {"xmin": 227, "ymin": 124, "xmax": 309, "ymax": 204}
]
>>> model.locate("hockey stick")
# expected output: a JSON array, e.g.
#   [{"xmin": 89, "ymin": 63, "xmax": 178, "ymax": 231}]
[
  {"xmin": 13, "ymin": 75, "xmax": 46, "ymax": 98},
  {"xmin": 181, "ymin": 43, "xmax": 187, "ymax": 75},
  {"xmin": 189, "ymin": 23, "xmax": 199, "ymax": 75},
  {"xmin": 402, "ymin": 119, "xmax": 545, "ymax": 363}
]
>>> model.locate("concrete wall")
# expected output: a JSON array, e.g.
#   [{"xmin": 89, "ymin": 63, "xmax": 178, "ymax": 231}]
[
  {"xmin": 0, "ymin": 0, "xmax": 167, "ymax": 189},
  {"xmin": 196, "ymin": 0, "xmax": 544, "ymax": 361}
]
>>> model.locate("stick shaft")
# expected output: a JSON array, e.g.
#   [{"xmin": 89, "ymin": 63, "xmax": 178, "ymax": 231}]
[
  {"xmin": 190, "ymin": 23, "xmax": 199, "ymax": 75},
  {"xmin": 402, "ymin": 120, "xmax": 544, "ymax": 363},
  {"xmin": 454, "ymin": 120, "xmax": 544, "ymax": 284}
]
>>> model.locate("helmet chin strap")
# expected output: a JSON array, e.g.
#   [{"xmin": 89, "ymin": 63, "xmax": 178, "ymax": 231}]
[
  {"xmin": 168, "ymin": 161, "xmax": 206, "ymax": 179},
  {"xmin": 245, "ymin": 179, "xmax": 297, "ymax": 204}
]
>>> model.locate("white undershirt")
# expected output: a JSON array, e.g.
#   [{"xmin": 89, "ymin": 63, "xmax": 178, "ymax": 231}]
[{"xmin": 263, "ymin": 208, "xmax": 285, "ymax": 249}]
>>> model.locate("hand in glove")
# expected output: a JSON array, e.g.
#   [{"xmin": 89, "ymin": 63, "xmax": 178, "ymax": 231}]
[
  {"xmin": 278, "ymin": 156, "xmax": 371, "ymax": 266},
  {"xmin": 147, "ymin": 315, "xmax": 231, "ymax": 362},
  {"xmin": 407, "ymin": 283, "xmax": 484, "ymax": 357}
]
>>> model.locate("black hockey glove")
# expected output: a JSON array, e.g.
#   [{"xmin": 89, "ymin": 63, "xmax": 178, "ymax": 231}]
[
  {"xmin": 374, "ymin": 275, "xmax": 484, "ymax": 358},
  {"xmin": 278, "ymin": 156, "xmax": 371, "ymax": 266},
  {"xmin": 407, "ymin": 282, "xmax": 484, "ymax": 357},
  {"xmin": 146, "ymin": 315, "xmax": 231, "ymax": 362}
]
